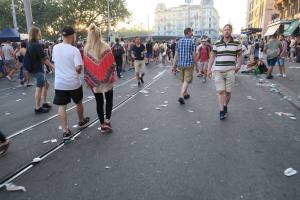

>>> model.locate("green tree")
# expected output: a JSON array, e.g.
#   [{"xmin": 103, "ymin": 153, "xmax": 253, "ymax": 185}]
[{"xmin": 0, "ymin": 0, "xmax": 130, "ymax": 40}]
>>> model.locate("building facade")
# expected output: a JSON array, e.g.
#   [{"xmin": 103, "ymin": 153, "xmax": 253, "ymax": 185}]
[
  {"xmin": 246, "ymin": 0, "xmax": 279, "ymax": 35},
  {"xmin": 274, "ymin": 0, "xmax": 300, "ymax": 19},
  {"xmin": 154, "ymin": 0, "xmax": 219, "ymax": 39}
]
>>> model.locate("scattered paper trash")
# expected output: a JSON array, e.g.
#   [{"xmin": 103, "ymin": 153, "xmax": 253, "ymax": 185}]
[
  {"xmin": 140, "ymin": 90, "xmax": 149, "ymax": 94},
  {"xmin": 155, "ymin": 107, "xmax": 161, "ymax": 110},
  {"xmin": 32, "ymin": 157, "xmax": 42, "ymax": 163},
  {"xmin": 22, "ymin": 92, "xmax": 27, "ymax": 96},
  {"xmin": 290, "ymin": 117, "xmax": 297, "ymax": 120},
  {"xmin": 258, "ymin": 79, "xmax": 264, "ymax": 83},
  {"xmin": 72, "ymin": 124, "xmax": 78, "ymax": 128},
  {"xmin": 160, "ymin": 92, "xmax": 165, "ymax": 94},
  {"xmin": 130, "ymin": 84, "xmax": 138, "ymax": 87},
  {"xmin": 275, "ymin": 112, "xmax": 295, "ymax": 117},
  {"xmin": 131, "ymin": 141, "xmax": 137, "ymax": 145},
  {"xmin": 97, "ymin": 127, "xmax": 101, "ymax": 131},
  {"xmin": 258, "ymin": 107, "xmax": 264, "ymax": 110},
  {"xmin": 43, "ymin": 139, "xmax": 57, "ymax": 144},
  {"xmin": 145, "ymin": 95, "xmax": 149, "ymax": 97},
  {"xmin": 270, "ymin": 88, "xmax": 279, "ymax": 93},
  {"xmin": 5, "ymin": 112, "xmax": 11, "ymax": 116},
  {"xmin": 51, "ymin": 139, "xmax": 58, "ymax": 143},
  {"xmin": 284, "ymin": 168, "xmax": 297, "ymax": 177},
  {"xmin": 159, "ymin": 104, "xmax": 168, "ymax": 107},
  {"xmin": 58, "ymin": 126, "xmax": 62, "ymax": 130},
  {"xmin": 188, "ymin": 110, "xmax": 194, "ymax": 113},
  {"xmin": 247, "ymin": 96, "xmax": 256, "ymax": 101},
  {"xmin": 164, "ymin": 101, "xmax": 169, "ymax": 104},
  {"xmin": 87, "ymin": 96, "xmax": 94, "ymax": 99},
  {"xmin": 196, "ymin": 121, "xmax": 201, "ymax": 124},
  {"xmin": 142, "ymin": 128, "xmax": 149, "ymax": 131},
  {"xmin": 16, "ymin": 99, "xmax": 22, "ymax": 102},
  {"xmin": 5, "ymin": 183, "xmax": 26, "ymax": 192},
  {"xmin": 105, "ymin": 166, "xmax": 111, "ymax": 169}
]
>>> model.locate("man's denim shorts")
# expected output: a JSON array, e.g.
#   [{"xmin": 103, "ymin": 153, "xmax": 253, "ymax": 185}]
[
  {"xmin": 277, "ymin": 57, "xmax": 285, "ymax": 66},
  {"xmin": 33, "ymin": 72, "xmax": 46, "ymax": 88}
]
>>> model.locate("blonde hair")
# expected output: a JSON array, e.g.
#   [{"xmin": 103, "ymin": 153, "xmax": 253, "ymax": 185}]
[
  {"xmin": 29, "ymin": 26, "xmax": 41, "ymax": 43},
  {"xmin": 85, "ymin": 23, "xmax": 108, "ymax": 60}
]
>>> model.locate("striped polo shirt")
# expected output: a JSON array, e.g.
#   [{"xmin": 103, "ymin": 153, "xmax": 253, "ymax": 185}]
[{"xmin": 212, "ymin": 37, "xmax": 242, "ymax": 72}]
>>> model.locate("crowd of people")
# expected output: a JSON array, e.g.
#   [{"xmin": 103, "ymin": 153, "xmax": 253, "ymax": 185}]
[
  {"xmin": 240, "ymin": 34, "xmax": 300, "ymax": 79},
  {"xmin": 0, "ymin": 22, "xmax": 299, "ymax": 156}
]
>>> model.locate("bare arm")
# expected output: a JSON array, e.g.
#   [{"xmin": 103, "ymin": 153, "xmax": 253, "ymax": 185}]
[
  {"xmin": 43, "ymin": 59, "xmax": 55, "ymax": 70},
  {"xmin": 235, "ymin": 52, "xmax": 243, "ymax": 73},
  {"xmin": 207, "ymin": 52, "xmax": 216, "ymax": 79},
  {"xmin": 75, "ymin": 65, "xmax": 83, "ymax": 74},
  {"xmin": 192, "ymin": 52, "xmax": 198, "ymax": 63},
  {"xmin": 172, "ymin": 52, "xmax": 178, "ymax": 68}
]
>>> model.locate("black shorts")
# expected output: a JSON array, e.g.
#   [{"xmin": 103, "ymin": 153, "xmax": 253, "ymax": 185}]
[{"xmin": 53, "ymin": 86, "xmax": 83, "ymax": 105}]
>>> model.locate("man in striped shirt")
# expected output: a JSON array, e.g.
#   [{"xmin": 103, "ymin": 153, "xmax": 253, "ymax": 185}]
[
  {"xmin": 207, "ymin": 24, "xmax": 242, "ymax": 120},
  {"xmin": 172, "ymin": 27, "xmax": 197, "ymax": 105}
]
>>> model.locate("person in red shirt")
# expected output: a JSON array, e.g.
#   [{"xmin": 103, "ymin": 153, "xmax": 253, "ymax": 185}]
[{"xmin": 197, "ymin": 38, "xmax": 211, "ymax": 83}]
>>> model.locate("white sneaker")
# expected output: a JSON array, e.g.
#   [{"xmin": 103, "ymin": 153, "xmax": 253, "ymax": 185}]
[
  {"xmin": 282, "ymin": 74, "xmax": 287, "ymax": 78},
  {"xmin": 276, "ymin": 73, "xmax": 282, "ymax": 77}
]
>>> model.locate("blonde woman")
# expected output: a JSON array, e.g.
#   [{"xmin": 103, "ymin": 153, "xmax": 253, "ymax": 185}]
[{"xmin": 84, "ymin": 24, "xmax": 116, "ymax": 133}]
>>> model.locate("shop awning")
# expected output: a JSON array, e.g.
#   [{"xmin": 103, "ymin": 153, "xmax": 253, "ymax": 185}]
[
  {"xmin": 264, "ymin": 24, "xmax": 280, "ymax": 37},
  {"xmin": 284, "ymin": 20, "xmax": 300, "ymax": 36}
]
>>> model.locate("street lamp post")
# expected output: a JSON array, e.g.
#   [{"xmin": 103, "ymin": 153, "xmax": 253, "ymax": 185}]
[
  {"xmin": 23, "ymin": 0, "xmax": 33, "ymax": 33},
  {"xmin": 11, "ymin": 0, "xmax": 18, "ymax": 30},
  {"xmin": 107, "ymin": 0, "xmax": 111, "ymax": 42}
]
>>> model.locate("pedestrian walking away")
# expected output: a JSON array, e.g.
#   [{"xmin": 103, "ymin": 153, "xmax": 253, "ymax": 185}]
[
  {"xmin": 264, "ymin": 33, "xmax": 282, "ymax": 79},
  {"xmin": 2, "ymin": 41, "xmax": 17, "ymax": 81},
  {"xmin": 131, "ymin": 37, "xmax": 146, "ymax": 86},
  {"xmin": 146, "ymin": 40, "xmax": 153, "ymax": 65},
  {"xmin": 0, "ymin": 130, "xmax": 10, "ymax": 156},
  {"xmin": 197, "ymin": 38, "xmax": 211, "ymax": 83},
  {"xmin": 84, "ymin": 24, "xmax": 116, "ymax": 134},
  {"xmin": 112, "ymin": 38, "xmax": 125, "ymax": 78},
  {"xmin": 207, "ymin": 24, "xmax": 242, "ymax": 120},
  {"xmin": 26, "ymin": 26, "xmax": 55, "ymax": 114},
  {"xmin": 173, "ymin": 27, "xmax": 197, "ymax": 105},
  {"xmin": 52, "ymin": 26, "xmax": 90, "ymax": 140}
]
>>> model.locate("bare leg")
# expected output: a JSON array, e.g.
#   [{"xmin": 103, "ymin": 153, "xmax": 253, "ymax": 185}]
[
  {"xmin": 217, "ymin": 91, "xmax": 226, "ymax": 111},
  {"xmin": 224, "ymin": 92, "xmax": 231, "ymax": 106},
  {"xmin": 180, "ymin": 81, "xmax": 189, "ymax": 98},
  {"xmin": 76, "ymin": 100, "xmax": 84, "ymax": 123},
  {"xmin": 136, "ymin": 72, "xmax": 140, "ymax": 82},
  {"xmin": 267, "ymin": 67, "xmax": 273, "ymax": 76},
  {"xmin": 35, "ymin": 87, "xmax": 43, "ymax": 109},
  {"xmin": 58, "ymin": 105, "xmax": 68, "ymax": 133},
  {"xmin": 42, "ymin": 81, "xmax": 49, "ymax": 103}
]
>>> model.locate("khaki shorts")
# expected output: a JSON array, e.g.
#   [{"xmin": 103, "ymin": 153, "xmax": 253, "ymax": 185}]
[
  {"xmin": 179, "ymin": 65, "xmax": 194, "ymax": 83},
  {"xmin": 213, "ymin": 70, "xmax": 235, "ymax": 93},
  {"xmin": 134, "ymin": 60, "xmax": 146, "ymax": 74}
]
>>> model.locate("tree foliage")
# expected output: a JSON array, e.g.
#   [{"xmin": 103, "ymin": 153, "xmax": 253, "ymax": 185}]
[{"xmin": 0, "ymin": 0, "xmax": 130, "ymax": 40}]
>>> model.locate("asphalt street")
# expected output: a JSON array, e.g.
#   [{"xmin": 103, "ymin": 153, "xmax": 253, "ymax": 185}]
[{"xmin": 0, "ymin": 63, "xmax": 299, "ymax": 200}]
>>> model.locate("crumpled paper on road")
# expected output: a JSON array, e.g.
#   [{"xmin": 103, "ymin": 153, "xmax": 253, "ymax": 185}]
[{"xmin": 5, "ymin": 183, "xmax": 26, "ymax": 192}]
